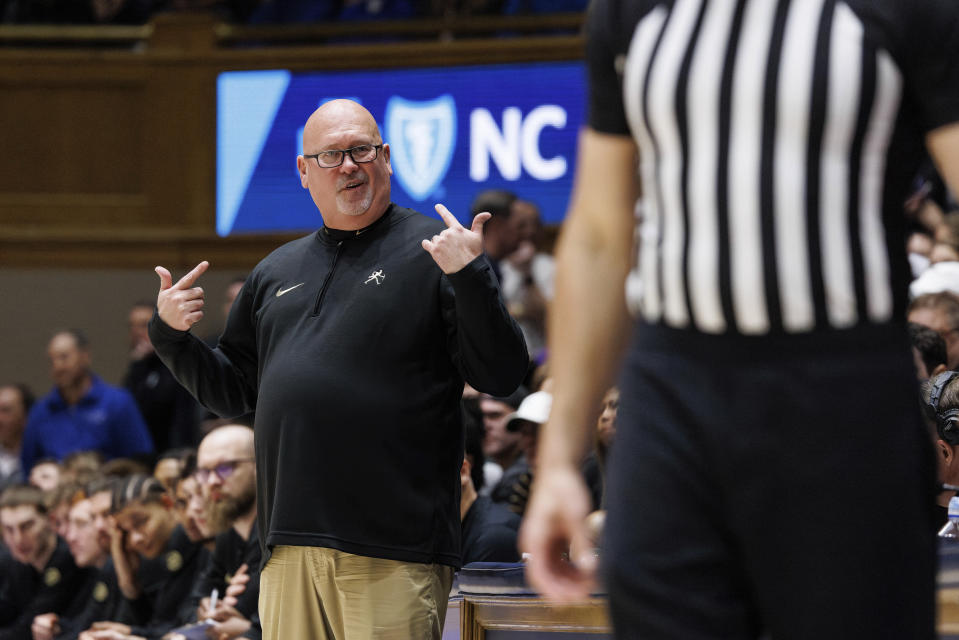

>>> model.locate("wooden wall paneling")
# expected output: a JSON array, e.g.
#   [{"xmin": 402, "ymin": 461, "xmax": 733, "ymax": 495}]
[
  {"xmin": 0, "ymin": 56, "xmax": 149, "ymax": 238},
  {"xmin": 0, "ymin": 14, "xmax": 584, "ymax": 269}
]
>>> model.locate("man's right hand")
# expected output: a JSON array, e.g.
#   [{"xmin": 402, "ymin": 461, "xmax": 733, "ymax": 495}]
[{"xmin": 155, "ymin": 261, "xmax": 210, "ymax": 331}]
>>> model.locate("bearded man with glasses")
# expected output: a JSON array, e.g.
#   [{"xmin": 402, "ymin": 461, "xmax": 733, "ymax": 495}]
[{"xmin": 148, "ymin": 99, "xmax": 528, "ymax": 640}]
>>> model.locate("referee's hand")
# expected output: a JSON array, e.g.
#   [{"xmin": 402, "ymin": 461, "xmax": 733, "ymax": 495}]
[{"xmin": 520, "ymin": 465, "xmax": 597, "ymax": 602}]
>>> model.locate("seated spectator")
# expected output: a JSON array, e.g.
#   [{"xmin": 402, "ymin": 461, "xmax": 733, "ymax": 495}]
[
  {"xmin": 909, "ymin": 260, "xmax": 959, "ymax": 300},
  {"xmin": 44, "ymin": 481, "xmax": 81, "ymax": 540},
  {"xmin": 21, "ymin": 330, "xmax": 153, "ymax": 475},
  {"xmin": 907, "ymin": 226, "xmax": 934, "ymax": 279},
  {"xmin": 32, "ymin": 482, "xmax": 124, "ymax": 640},
  {"xmin": 923, "ymin": 372, "xmax": 959, "ymax": 528},
  {"xmin": 471, "ymin": 189, "xmax": 521, "ymax": 284},
  {"xmin": 500, "ymin": 199, "xmax": 554, "ymax": 361},
  {"xmin": 500, "ymin": 389, "xmax": 552, "ymax": 515},
  {"xmin": 100, "ymin": 458, "xmax": 151, "ymax": 479},
  {"xmin": 909, "ymin": 323, "xmax": 949, "ymax": 382},
  {"xmin": 479, "ymin": 387, "xmax": 529, "ymax": 504},
  {"xmin": 908, "ymin": 292, "xmax": 959, "ymax": 370},
  {"xmin": 86, "ymin": 474, "xmax": 210, "ymax": 639},
  {"xmin": 460, "ymin": 411, "xmax": 520, "ymax": 565},
  {"xmin": 63, "ymin": 450, "xmax": 105, "ymax": 487},
  {"xmin": 153, "ymin": 448, "xmax": 193, "ymax": 493},
  {"xmin": 171, "ymin": 454, "xmax": 215, "ymax": 550},
  {"xmin": 0, "ymin": 484, "xmax": 93, "ymax": 640},
  {"xmin": 125, "ymin": 302, "xmax": 201, "ymax": 452},
  {"xmin": 590, "ymin": 386, "xmax": 619, "ymax": 509},
  {"xmin": 0, "ymin": 383, "xmax": 32, "ymax": 492},
  {"xmin": 186, "ymin": 425, "xmax": 260, "ymax": 639},
  {"xmin": 29, "ymin": 458, "xmax": 62, "ymax": 492}
]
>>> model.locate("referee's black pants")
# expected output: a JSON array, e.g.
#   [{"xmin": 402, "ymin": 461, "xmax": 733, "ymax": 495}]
[{"xmin": 603, "ymin": 323, "xmax": 937, "ymax": 640}]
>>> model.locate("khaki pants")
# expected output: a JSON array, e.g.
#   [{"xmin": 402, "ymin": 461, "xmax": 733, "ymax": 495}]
[{"xmin": 259, "ymin": 545, "xmax": 454, "ymax": 640}]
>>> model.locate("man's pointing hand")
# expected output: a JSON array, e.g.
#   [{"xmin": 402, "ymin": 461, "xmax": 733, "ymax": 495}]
[
  {"xmin": 421, "ymin": 204, "xmax": 489, "ymax": 274},
  {"xmin": 155, "ymin": 261, "xmax": 209, "ymax": 331}
]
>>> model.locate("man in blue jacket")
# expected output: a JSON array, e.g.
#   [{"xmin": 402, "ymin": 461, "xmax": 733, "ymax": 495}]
[{"xmin": 21, "ymin": 330, "xmax": 153, "ymax": 474}]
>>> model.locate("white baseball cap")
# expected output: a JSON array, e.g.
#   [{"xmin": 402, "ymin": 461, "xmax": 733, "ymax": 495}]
[{"xmin": 505, "ymin": 391, "xmax": 553, "ymax": 432}]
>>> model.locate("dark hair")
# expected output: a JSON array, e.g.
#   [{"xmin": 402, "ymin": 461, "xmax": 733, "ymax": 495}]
[
  {"xmin": 177, "ymin": 449, "xmax": 197, "ymax": 480},
  {"xmin": 111, "ymin": 474, "xmax": 167, "ymax": 513},
  {"xmin": 100, "ymin": 457, "xmax": 150, "ymax": 479},
  {"xmin": 0, "ymin": 484, "xmax": 47, "ymax": 512},
  {"xmin": 0, "ymin": 383, "xmax": 34, "ymax": 414},
  {"xmin": 63, "ymin": 450, "xmax": 104, "ymax": 487},
  {"xmin": 463, "ymin": 398, "xmax": 485, "ymax": 491},
  {"xmin": 470, "ymin": 189, "xmax": 517, "ymax": 221},
  {"xmin": 908, "ymin": 322, "xmax": 948, "ymax": 376},
  {"xmin": 85, "ymin": 476, "xmax": 116, "ymax": 499},
  {"xmin": 44, "ymin": 481, "xmax": 82, "ymax": 511}
]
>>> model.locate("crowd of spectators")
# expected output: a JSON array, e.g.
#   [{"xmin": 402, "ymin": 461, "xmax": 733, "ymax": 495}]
[
  {"xmin": 0, "ymin": 185, "xmax": 613, "ymax": 638},
  {"xmin": 4, "ymin": 160, "xmax": 958, "ymax": 636},
  {"xmin": 0, "ymin": 423, "xmax": 262, "ymax": 640},
  {"xmin": 0, "ymin": 0, "xmax": 588, "ymax": 26}
]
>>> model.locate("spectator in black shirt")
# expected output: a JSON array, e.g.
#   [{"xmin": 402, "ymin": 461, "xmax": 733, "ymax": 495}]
[
  {"xmin": 87, "ymin": 475, "xmax": 209, "ymax": 639},
  {"xmin": 0, "ymin": 485, "xmax": 92, "ymax": 640},
  {"xmin": 125, "ymin": 302, "xmax": 200, "ymax": 452},
  {"xmin": 32, "ymin": 486, "xmax": 126, "ymax": 640},
  {"xmin": 190, "ymin": 425, "xmax": 260, "ymax": 639},
  {"xmin": 460, "ymin": 413, "xmax": 520, "ymax": 565}
]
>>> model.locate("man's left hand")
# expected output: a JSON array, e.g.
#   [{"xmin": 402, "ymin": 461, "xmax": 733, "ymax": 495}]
[{"xmin": 421, "ymin": 204, "xmax": 490, "ymax": 274}]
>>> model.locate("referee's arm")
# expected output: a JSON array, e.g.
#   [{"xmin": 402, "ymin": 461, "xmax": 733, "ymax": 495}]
[
  {"xmin": 520, "ymin": 126, "xmax": 638, "ymax": 602},
  {"xmin": 928, "ymin": 122, "xmax": 959, "ymax": 198}
]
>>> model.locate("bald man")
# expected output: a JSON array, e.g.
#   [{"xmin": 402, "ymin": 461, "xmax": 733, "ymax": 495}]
[
  {"xmin": 190, "ymin": 425, "xmax": 260, "ymax": 639},
  {"xmin": 149, "ymin": 99, "xmax": 528, "ymax": 639}
]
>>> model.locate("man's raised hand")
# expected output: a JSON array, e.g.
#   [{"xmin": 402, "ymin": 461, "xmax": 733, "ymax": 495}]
[
  {"xmin": 421, "ymin": 204, "xmax": 489, "ymax": 274},
  {"xmin": 155, "ymin": 261, "xmax": 209, "ymax": 331}
]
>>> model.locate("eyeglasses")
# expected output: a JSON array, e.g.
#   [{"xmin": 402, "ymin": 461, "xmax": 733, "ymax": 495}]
[
  {"xmin": 304, "ymin": 144, "xmax": 383, "ymax": 168},
  {"xmin": 195, "ymin": 458, "xmax": 254, "ymax": 483}
]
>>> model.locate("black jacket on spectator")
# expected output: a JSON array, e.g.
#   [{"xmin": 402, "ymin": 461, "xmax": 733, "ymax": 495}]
[
  {"xmin": 124, "ymin": 352, "xmax": 200, "ymax": 451},
  {"xmin": 182, "ymin": 523, "xmax": 261, "ymax": 636},
  {"xmin": 461, "ymin": 495, "xmax": 521, "ymax": 565},
  {"xmin": 0, "ymin": 537, "xmax": 93, "ymax": 640},
  {"xmin": 125, "ymin": 525, "xmax": 210, "ymax": 640},
  {"xmin": 55, "ymin": 559, "xmax": 126, "ymax": 640},
  {"xmin": 150, "ymin": 204, "xmax": 528, "ymax": 570}
]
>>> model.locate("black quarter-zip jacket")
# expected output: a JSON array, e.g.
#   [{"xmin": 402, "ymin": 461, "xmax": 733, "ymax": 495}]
[{"xmin": 150, "ymin": 204, "xmax": 528, "ymax": 568}]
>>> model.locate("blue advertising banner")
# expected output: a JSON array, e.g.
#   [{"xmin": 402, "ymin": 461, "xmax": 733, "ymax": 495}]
[{"xmin": 216, "ymin": 61, "xmax": 585, "ymax": 236}]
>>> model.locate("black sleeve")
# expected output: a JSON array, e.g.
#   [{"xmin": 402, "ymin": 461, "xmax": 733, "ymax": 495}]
[
  {"xmin": 148, "ymin": 278, "xmax": 259, "ymax": 420},
  {"xmin": 902, "ymin": 0, "xmax": 959, "ymax": 132},
  {"xmin": 441, "ymin": 255, "xmax": 529, "ymax": 396},
  {"xmin": 179, "ymin": 549, "xmax": 219, "ymax": 626},
  {"xmin": 586, "ymin": 0, "xmax": 630, "ymax": 135},
  {"xmin": 234, "ymin": 543, "xmax": 262, "ymax": 620},
  {"xmin": 0, "ymin": 566, "xmax": 87, "ymax": 640},
  {"xmin": 168, "ymin": 382, "xmax": 202, "ymax": 448}
]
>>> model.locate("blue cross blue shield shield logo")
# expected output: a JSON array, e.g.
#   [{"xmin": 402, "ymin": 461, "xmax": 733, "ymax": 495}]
[{"xmin": 385, "ymin": 95, "xmax": 457, "ymax": 201}]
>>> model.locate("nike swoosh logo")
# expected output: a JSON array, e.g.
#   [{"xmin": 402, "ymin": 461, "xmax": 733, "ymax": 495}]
[{"xmin": 276, "ymin": 283, "xmax": 305, "ymax": 297}]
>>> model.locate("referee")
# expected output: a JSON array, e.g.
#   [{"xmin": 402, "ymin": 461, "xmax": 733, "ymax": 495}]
[{"xmin": 522, "ymin": 0, "xmax": 959, "ymax": 638}]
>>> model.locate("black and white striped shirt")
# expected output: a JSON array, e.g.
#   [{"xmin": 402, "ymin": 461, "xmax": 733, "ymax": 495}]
[{"xmin": 588, "ymin": 0, "xmax": 959, "ymax": 336}]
